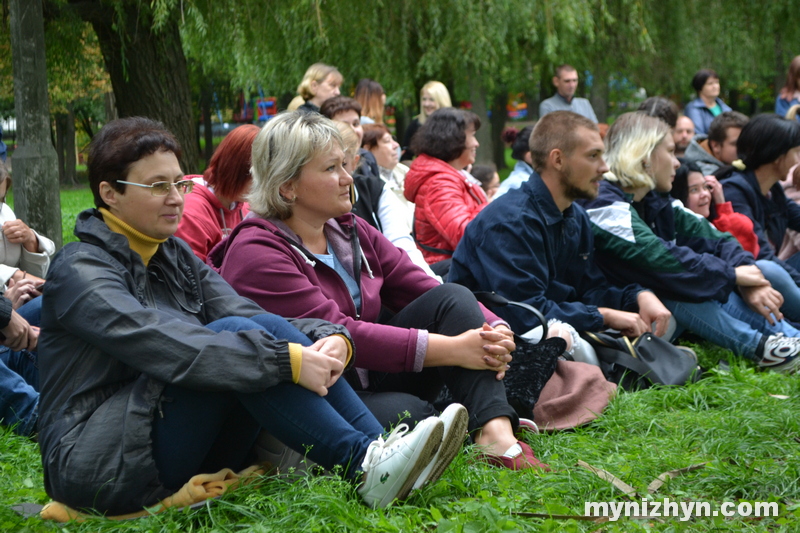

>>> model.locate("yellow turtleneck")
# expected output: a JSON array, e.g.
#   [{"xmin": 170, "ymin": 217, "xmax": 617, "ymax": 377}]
[{"xmin": 99, "ymin": 208, "xmax": 166, "ymax": 266}]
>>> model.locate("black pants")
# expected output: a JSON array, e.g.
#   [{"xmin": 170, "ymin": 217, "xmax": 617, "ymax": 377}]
[{"xmin": 355, "ymin": 283, "xmax": 518, "ymax": 434}]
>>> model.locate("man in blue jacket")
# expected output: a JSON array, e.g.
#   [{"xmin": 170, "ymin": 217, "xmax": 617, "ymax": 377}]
[{"xmin": 450, "ymin": 111, "xmax": 670, "ymax": 340}]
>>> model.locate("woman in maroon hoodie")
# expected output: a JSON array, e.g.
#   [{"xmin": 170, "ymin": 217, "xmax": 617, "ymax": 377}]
[
  {"xmin": 210, "ymin": 111, "xmax": 548, "ymax": 471},
  {"xmin": 404, "ymin": 108, "xmax": 487, "ymax": 267}
]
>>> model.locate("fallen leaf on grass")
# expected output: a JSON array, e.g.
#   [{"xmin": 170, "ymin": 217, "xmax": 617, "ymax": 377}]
[
  {"xmin": 647, "ymin": 463, "xmax": 707, "ymax": 493},
  {"xmin": 577, "ymin": 460, "xmax": 639, "ymax": 499},
  {"xmin": 768, "ymin": 394, "xmax": 790, "ymax": 399}
]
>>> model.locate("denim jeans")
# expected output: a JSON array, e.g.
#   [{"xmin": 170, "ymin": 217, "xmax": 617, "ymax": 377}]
[
  {"xmin": 664, "ymin": 292, "xmax": 800, "ymax": 361},
  {"xmin": 756, "ymin": 259, "xmax": 800, "ymax": 322},
  {"xmin": 0, "ymin": 296, "xmax": 43, "ymax": 436},
  {"xmin": 151, "ymin": 313, "xmax": 384, "ymax": 490}
]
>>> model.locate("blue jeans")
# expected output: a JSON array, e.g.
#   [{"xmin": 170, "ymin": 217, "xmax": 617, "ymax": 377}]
[
  {"xmin": 664, "ymin": 292, "xmax": 800, "ymax": 361},
  {"xmin": 151, "ymin": 314, "xmax": 384, "ymax": 490},
  {"xmin": 756, "ymin": 259, "xmax": 800, "ymax": 322},
  {"xmin": 0, "ymin": 297, "xmax": 43, "ymax": 436}
]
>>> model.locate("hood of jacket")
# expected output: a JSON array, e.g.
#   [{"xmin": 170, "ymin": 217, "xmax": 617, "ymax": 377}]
[{"xmin": 404, "ymin": 154, "xmax": 464, "ymax": 203}]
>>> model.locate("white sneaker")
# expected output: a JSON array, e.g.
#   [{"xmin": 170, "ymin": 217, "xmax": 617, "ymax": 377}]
[
  {"xmin": 412, "ymin": 403, "xmax": 468, "ymax": 490},
  {"xmin": 759, "ymin": 334, "xmax": 800, "ymax": 373},
  {"xmin": 357, "ymin": 417, "xmax": 443, "ymax": 508}
]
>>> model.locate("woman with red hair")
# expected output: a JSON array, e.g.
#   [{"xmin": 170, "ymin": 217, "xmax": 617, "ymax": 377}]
[{"xmin": 176, "ymin": 125, "xmax": 259, "ymax": 260}]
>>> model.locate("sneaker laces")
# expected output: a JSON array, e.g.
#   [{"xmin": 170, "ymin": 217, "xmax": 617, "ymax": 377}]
[{"xmin": 361, "ymin": 423, "xmax": 410, "ymax": 472}]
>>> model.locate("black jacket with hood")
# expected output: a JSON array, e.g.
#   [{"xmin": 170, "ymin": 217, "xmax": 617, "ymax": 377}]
[{"xmin": 38, "ymin": 209, "xmax": 350, "ymax": 514}]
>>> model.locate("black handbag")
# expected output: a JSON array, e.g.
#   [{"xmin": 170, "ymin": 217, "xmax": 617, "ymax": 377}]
[
  {"xmin": 581, "ymin": 331, "xmax": 702, "ymax": 390},
  {"xmin": 474, "ymin": 292, "xmax": 567, "ymax": 417}
]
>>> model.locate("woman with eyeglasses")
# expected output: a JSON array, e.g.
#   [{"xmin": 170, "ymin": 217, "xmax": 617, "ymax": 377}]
[{"xmin": 37, "ymin": 117, "xmax": 456, "ymax": 515}]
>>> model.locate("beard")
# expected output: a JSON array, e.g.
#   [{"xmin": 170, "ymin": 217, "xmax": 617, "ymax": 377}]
[{"xmin": 562, "ymin": 165, "xmax": 599, "ymax": 202}]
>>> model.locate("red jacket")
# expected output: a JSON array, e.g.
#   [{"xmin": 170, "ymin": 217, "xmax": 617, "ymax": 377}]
[
  {"xmin": 174, "ymin": 178, "xmax": 248, "ymax": 261},
  {"xmin": 404, "ymin": 154, "xmax": 487, "ymax": 263},
  {"xmin": 711, "ymin": 201, "xmax": 760, "ymax": 257}
]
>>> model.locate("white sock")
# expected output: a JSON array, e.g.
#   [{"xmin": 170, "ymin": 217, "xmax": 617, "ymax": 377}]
[{"xmin": 502, "ymin": 442, "xmax": 522, "ymax": 458}]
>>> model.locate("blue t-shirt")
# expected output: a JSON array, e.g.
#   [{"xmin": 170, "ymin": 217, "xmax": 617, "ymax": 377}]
[{"xmin": 315, "ymin": 243, "xmax": 362, "ymax": 312}]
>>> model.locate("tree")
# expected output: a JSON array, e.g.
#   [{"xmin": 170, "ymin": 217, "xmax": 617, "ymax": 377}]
[
  {"xmin": 9, "ymin": 0, "xmax": 62, "ymax": 248},
  {"xmin": 58, "ymin": 0, "xmax": 200, "ymax": 171}
]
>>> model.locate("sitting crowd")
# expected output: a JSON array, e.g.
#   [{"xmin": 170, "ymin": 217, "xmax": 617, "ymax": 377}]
[{"xmin": 3, "ymin": 60, "xmax": 800, "ymax": 518}]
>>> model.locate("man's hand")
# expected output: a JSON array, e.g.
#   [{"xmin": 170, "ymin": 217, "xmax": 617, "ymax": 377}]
[
  {"xmin": 598, "ymin": 307, "xmax": 649, "ymax": 338},
  {"xmin": 739, "ymin": 285, "xmax": 784, "ymax": 325},
  {"xmin": 636, "ymin": 291, "xmax": 672, "ymax": 337},
  {"xmin": 0, "ymin": 310, "xmax": 38, "ymax": 352}
]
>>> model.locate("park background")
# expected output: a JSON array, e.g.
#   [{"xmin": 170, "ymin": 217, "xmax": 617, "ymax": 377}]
[{"xmin": 2, "ymin": 2, "xmax": 800, "ymax": 531}]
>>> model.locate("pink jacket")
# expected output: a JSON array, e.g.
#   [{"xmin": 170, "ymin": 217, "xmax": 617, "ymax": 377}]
[
  {"xmin": 208, "ymin": 213, "xmax": 502, "ymax": 374},
  {"xmin": 174, "ymin": 179, "xmax": 248, "ymax": 262},
  {"xmin": 404, "ymin": 154, "xmax": 487, "ymax": 263}
]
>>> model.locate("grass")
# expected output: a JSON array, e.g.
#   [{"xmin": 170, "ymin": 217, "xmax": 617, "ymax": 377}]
[{"xmin": 2, "ymin": 188, "xmax": 800, "ymax": 531}]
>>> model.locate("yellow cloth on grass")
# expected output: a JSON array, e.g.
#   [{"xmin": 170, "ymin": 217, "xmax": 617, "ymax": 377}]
[{"xmin": 40, "ymin": 465, "xmax": 264, "ymax": 522}]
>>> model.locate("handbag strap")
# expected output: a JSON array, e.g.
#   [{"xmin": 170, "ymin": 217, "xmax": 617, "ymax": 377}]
[{"xmin": 472, "ymin": 291, "xmax": 548, "ymax": 341}]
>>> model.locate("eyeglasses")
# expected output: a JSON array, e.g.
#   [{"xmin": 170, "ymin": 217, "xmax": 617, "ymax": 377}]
[{"xmin": 117, "ymin": 179, "xmax": 194, "ymax": 196}]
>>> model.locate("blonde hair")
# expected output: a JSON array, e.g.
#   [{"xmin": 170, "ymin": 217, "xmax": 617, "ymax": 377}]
[
  {"xmin": 249, "ymin": 111, "xmax": 344, "ymax": 219},
  {"xmin": 334, "ymin": 121, "xmax": 360, "ymax": 157},
  {"xmin": 287, "ymin": 95, "xmax": 306, "ymax": 111},
  {"xmin": 603, "ymin": 112, "xmax": 670, "ymax": 190},
  {"xmin": 297, "ymin": 63, "xmax": 343, "ymax": 101},
  {"xmin": 418, "ymin": 81, "xmax": 452, "ymax": 125}
]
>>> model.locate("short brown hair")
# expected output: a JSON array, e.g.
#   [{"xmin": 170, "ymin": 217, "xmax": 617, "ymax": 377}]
[
  {"xmin": 708, "ymin": 111, "xmax": 749, "ymax": 148},
  {"xmin": 555, "ymin": 64, "xmax": 577, "ymax": 78},
  {"xmin": 320, "ymin": 96, "xmax": 362, "ymax": 119},
  {"xmin": 88, "ymin": 117, "xmax": 182, "ymax": 209},
  {"xmin": 529, "ymin": 111, "xmax": 597, "ymax": 172},
  {"xmin": 362, "ymin": 124, "xmax": 391, "ymax": 150}
]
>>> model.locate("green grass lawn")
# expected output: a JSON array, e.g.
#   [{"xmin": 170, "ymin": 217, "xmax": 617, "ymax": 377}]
[{"xmin": 1, "ymin": 188, "xmax": 799, "ymax": 531}]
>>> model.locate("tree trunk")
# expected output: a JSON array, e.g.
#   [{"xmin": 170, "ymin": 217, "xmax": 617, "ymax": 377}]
[
  {"xmin": 490, "ymin": 90, "xmax": 507, "ymax": 171},
  {"xmin": 55, "ymin": 112, "xmax": 67, "ymax": 183},
  {"xmin": 65, "ymin": 103, "xmax": 77, "ymax": 185},
  {"xmin": 469, "ymin": 76, "xmax": 493, "ymax": 165},
  {"xmin": 72, "ymin": 1, "xmax": 200, "ymax": 172},
  {"xmin": 590, "ymin": 68, "xmax": 609, "ymax": 123},
  {"xmin": 104, "ymin": 91, "xmax": 117, "ymax": 122},
  {"xmin": 10, "ymin": 0, "xmax": 62, "ymax": 249},
  {"xmin": 200, "ymin": 84, "xmax": 214, "ymax": 164}
]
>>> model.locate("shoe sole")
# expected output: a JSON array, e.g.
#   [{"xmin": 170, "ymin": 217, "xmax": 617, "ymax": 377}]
[
  {"xmin": 760, "ymin": 354, "xmax": 800, "ymax": 374},
  {"xmin": 413, "ymin": 405, "xmax": 469, "ymax": 490},
  {"xmin": 376, "ymin": 421, "xmax": 444, "ymax": 508}
]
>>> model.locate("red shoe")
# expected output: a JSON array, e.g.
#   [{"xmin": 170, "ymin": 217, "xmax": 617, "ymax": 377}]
[{"xmin": 480, "ymin": 441, "xmax": 551, "ymax": 471}]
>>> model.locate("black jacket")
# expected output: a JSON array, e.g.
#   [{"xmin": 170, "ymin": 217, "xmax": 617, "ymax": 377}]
[
  {"xmin": 38, "ymin": 209, "xmax": 349, "ymax": 514},
  {"xmin": 722, "ymin": 170, "xmax": 800, "ymax": 285}
]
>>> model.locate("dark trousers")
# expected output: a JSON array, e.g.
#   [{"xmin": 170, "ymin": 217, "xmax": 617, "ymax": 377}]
[{"xmin": 357, "ymin": 283, "xmax": 518, "ymax": 434}]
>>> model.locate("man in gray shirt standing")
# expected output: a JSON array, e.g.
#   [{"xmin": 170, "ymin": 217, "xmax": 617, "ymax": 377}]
[{"xmin": 539, "ymin": 65, "xmax": 598, "ymax": 123}]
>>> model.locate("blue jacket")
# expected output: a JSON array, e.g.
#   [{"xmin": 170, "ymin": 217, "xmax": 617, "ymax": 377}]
[
  {"xmin": 775, "ymin": 95, "xmax": 800, "ymax": 119},
  {"xmin": 722, "ymin": 170, "xmax": 800, "ymax": 285},
  {"xmin": 448, "ymin": 171, "xmax": 642, "ymax": 333},
  {"xmin": 580, "ymin": 180, "xmax": 754, "ymax": 303},
  {"xmin": 684, "ymin": 97, "xmax": 732, "ymax": 136}
]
